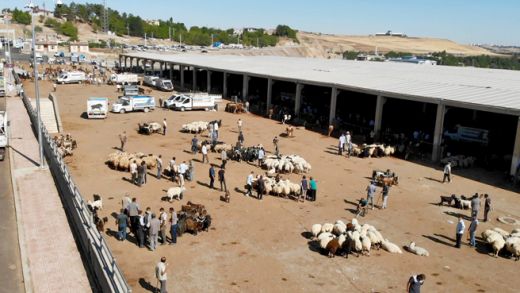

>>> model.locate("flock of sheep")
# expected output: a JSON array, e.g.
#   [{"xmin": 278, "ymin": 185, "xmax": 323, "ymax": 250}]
[
  {"xmin": 181, "ymin": 121, "xmax": 210, "ymax": 133},
  {"xmin": 440, "ymin": 155, "xmax": 477, "ymax": 169},
  {"xmin": 351, "ymin": 143, "xmax": 396, "ymax": 158},
  {"xmin": 482, "ymin": 227, "xmax": 520, "ymax": 259},
  {"xmin": 106, "ymin": 151, "xmax": 159, "ymax": 171},
  {"xmin": 262, "ymin": 155, "xmax": 312, "ymax": 174},
  {"xmin": 310, "ymin": 219, "xmax": 430, "ymax": 258},
  {"xmin": 251, "ymin": 176, "xmax": 301, "ymax": 197},
  {"xmin": 53, "ymin": 134, "xmax": 78, "ymax": 157}
]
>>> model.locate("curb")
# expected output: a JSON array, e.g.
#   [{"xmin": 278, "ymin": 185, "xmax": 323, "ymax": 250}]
[{"xmin": 8, "ymin": 98, "xmax": 34, "ymax": 293}]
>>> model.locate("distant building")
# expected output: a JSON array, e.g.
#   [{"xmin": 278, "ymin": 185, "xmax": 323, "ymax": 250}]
[
  {"xmin": 375, "ymin": 30, "xmax": 407, "ymax": 37},
  {"xmin": 387, "ymin": 56, "xmax": 437, "ymax": 65},
  {"xmin": 69, "ymin": 42, "xmax": 89, "ymax": 53},
  {"xmin": 145, "ymin": 19, "xmax": 160, "ymax": 26},
  {"xmin": 35, "ymin": 41, "xmax": 58, "ymax": 54}
]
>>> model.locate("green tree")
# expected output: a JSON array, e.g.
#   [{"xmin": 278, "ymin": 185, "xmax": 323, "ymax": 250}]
[
  {"xmin": 60, "ymin": 21, "xmax": 78, "ymax": 41},
  {"xmin": 343, "ymin": 51, "xmax": 359, "ymax": 60},
  {"xmin": 12, "ymin": 8, "xmax": 31, "ymax": 25}
]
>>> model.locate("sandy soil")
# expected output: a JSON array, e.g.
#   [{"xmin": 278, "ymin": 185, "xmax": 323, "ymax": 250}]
[{"xmin": 22, "ymin": 79, "xmax": 520, "ymax": 293}]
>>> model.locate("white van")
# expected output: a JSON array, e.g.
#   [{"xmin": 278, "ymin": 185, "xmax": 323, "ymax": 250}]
[
  {"xmin": 87, "ymin": 97, "xmax": 108, "ymax": 119},
  {"xmin": 173, "ymin": 95, "xmax": 216, "ymax": 111},
  {"xmin": 57, "ymin": 71, "xmax": 86, "ymax": 84}
]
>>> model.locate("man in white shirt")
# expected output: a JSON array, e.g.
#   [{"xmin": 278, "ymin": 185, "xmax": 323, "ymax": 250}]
[
  {"xmin": 257, "ymin": 148, "xmax": 265, "ymax": 167},
  {"xmin": 129, "ymin": 160, "xmax": 138, "ymax": 184},
  {"xmin": 443, "ymin": 162, "xmax": 452, "ymax": 183},
  {"xmin": 246, "ymin": 171, "xmax": 254, "ymax": 197},
  {"xmin": 156, "ymin": 155, "xmax": 163, "ymax": 179},
  {"xmin": 221, "ymin": 149, "xmax": 227, "ymax": 169},
  {"xmin": 455, "ymin": 216, "xmax": 465, "ymax": 248},
  {"xmin": 345, "ymin": 131, "xmax": 352, "ymax": 157},
  {"xmin": 338, "ymin": 133, "xmax": 346, "ymax": 155},
  {"xmin": 178, "ymin": 161, "xmax": 188, "ymax": 187},
  {"xmin": 237, "ymin": 119, "xmax": 243, "ymax": 132},
  {"xmin": 169, "ymin": 157, "xmax": 176, "ymax": 182},
  {"xmin": 155, "ymin": 257, "xmax": 168, "ymax": 293},
  {"xmin": 201, "ymin": 144, "xmax": 208, "ymax": 164},
  {"xmin": 159, "ymin": 208, "xmax": 168, "ymax": 245},
  {"xmin": 162, "ymin": 118, "xmax": 167, "ymax": 136},
  {"xmin": 214, "ymin": 122, "xmax": 219, "ymax": 139}
]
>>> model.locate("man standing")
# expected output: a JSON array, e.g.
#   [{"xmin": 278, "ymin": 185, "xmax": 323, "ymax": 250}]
[
  {"xmin": 483, "ymin": 194, "xmax": 491, "ymax": 222},
  {"xmin": 246, "ymin": 171, "xmax": 254, "ymax": 197},
  {"xmin": 468, "ymin": 217, "xmax": 479, "ymax": 247},
  {"xmin": 201, "ymin": 144, "xmax": 209, "ymax": 163},
  {"xmin": 309, "ymin": 177, "xmax": 317, "ymax": 201},
  {"xmin": 116, "ymin": 208, "xmax": 129, "ymax": 241},
  {"xmin": 273, "ymin": 136, "xmax": 280, "ymax": 156},
  {"xmin": 214, "ymin": 121, "xmax": 219, "ymax": 138},
  {"xmin": 455, "ymin": 216, "xmax": 465, "ymax": 248},
  {"xmin": 149, "ymin": 213, "xmax": 161, "ymax": 251},
  {"xmin": 130, "ymin": 160, "xmax": 138, "ymax": 185},
  {"xmin": 119, "ymin": 131, "xmax": 127, "ymax": 151},
  {"xmin": 155, "ymin": 257, "xmax": 168, "ymax": 293},
  {"xmin": 218, "ymin": 167, "xmax": 227, "ymax": 192},
  {"xmin": 169, "ymin": 157, "xmax": 176, "ymax": 182},
  {"xmin": 156, "ymin": 155, "xmax": 163, "ymax": 180},
  {"xmin": 338, "ymin": 133, "xmax": 346, "ymax": 155},
  {"xmin": 470, "ymin": 194, "xmax": 480, "ymax": 219},
  {"xmin": 137, "ymin": 161, "xmax": 144, "ymax": 186},
  {"xmin": 407, "ymin": 274, "xmax": 425, "ymax": 293},
  {"xmin": 137, "ymin": 210, "xmax": 146, "ymax": 248},
  {"xmin": 381, "ymin": 183, "xmax": 390, "ymax": 209},
  {"xmin": 345, "ymin": 131, "xmax": 352, "ymax": 157},
  {"xmin": 257, "ymin": 147, "xmax": 265, "ymax": 167},
  {"xmin": 238, "ymin": 131, "xmax": 244, "ymax": 146},
  {"xmin": 191, "ymin": 135, "xmax": 199, "ymax": 154},
  {"xmin": 443, "ymin": 162, "xmax": 452, "ymax": 183},
  {"xmin": 366, "ymin": 181, "xmax": 377, "ymax": 210},
  {"xmin": 300, "ymin": 175, "xmax": 308, "ymax": 202},
  {"xmin": 209, "ymin": 165, "xmax": 215, "ymax": 189},
  {"xmin": 221, "ymin": 149, "xmax": 228, "ymax": 169},
  {"xmin": 159, "ymin": 208, "xmax": 168, "ymax": 245},
  {"xmin": 169, "ymin": 208, "xmax": 178, "ymax": 245},
  {"xmin": 237, "ymin": 118, "xmax": 243, "ymax": 132},
  {"xmin": 257, "ymin": 175, "xmax": 265, "ymax": 200},
  {"xmin": 178, "ymin": 161, "xmax": 188, "ymax": 187},
  {"xmin": 127, "ymin": 198, "xmax": 139, "ymax": 235},
  {"xmin": 162, "ymin": 118, "xmax": 167, "ymax": 136}
]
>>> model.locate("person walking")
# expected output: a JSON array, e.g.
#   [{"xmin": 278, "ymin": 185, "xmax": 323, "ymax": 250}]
[
  {"xmin": 191, "ymin": 135, "xmax": 199, "ymax": 154},
  {"xmin": 116, "ymin": 208, "xmax": 129, "ymax": 241},
  {"xmin": 407, "ymin": 274, "xmax": 426, "ymax": 293},
  {"xmin": 338, "ymin": 133, "xmax": 346, "ymax": 155},
  {"xmin": 149, "ymin": 213, "xmax": 161, "ymax": 251},
  {"xmin": 162, "ymin": 118, "xmax": 167, "ymax": 136},
  {"xmin": 300, "ymin": 175, "xmax": 308, "ymax": 202},
  {"xmin": 238, "ymin": 131, "xmax": 244, "ymax": 146},
  {"xmin": 246, "ymin": 171, "xmax": 254, "ymax": 197},
  {"xmin": 381, "ymin": 183, "xmax": 390, "ymax": 209},
  {"xmin": 483, "ymin": 194, "xmax": 491, "ymax": 222},
  {"xmin": 468, "ymin": 217, "xmax": 479, "ymax": 247},
  {"xmin": 455, "ymin": 216, "xmax": 465, "ymax": 248},
  {"xmin": 156, "ymin": 155, "xmax": 163, "ymax": 180},
  {"xmin": 257, "ymin": 175, "xmax": 265, "ymax": 200},
  {"xmin": 218, "ymin": 167, "xmax": 227, "ymax": 192},
  {"xmin": 257, "ymin": 147, "xmax": 265, "ymax": 167},
  {"xmin": 130, "ymin": 160, "xmax": 138, "ymax": 184},
  {"xmin": 169, "ymin": 207, "xmax": 178, "ymax": 245},
  {"xmin": 309, "ymin": 177, "xmax": 317, "ymax": 201},
  {"xmin": 366, "ymin": 181, "xmax": 377, "ymax": 210},
  {"xmin": 237, "ymin": 118, "xmax": 243, "ymax": 132},
  {"xmin": 443, "ymin": 162, "xmax": 452, "ymax": 183},
  {"xmin": 273, "ymin": 136, "xmax": 280, "ymax": 156},
  {"xmin": 119, "ymin": 131, "xmax": 127, "ymax": 151},
  {"xmin": 221, "ymin": 149, "xmax": 228, "ymax": 169},
  {"xmin": 155, "ymin": 257, "xmax": 168, "ymax": 293},
  {"xmin": 470, "ymin": 193, "xmax": 480, "ymax": 219},
  {"xmin": 201, "ymin": 144, "xmax": 209, "ymax": 163},
  {"xmin": 209, "ymin": 165, "xmax": 215, "ymax": 189},
  {"xmin": 159, "ymin": 208, "xmax": 168, "ymax": 245}
]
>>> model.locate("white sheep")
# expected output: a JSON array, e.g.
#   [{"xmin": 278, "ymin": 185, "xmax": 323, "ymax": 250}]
[
  {"xmin": 460, "ymin": 199, "xmax": 471, "ymax": 209},
  {"xmin": 405, "ymin": 242, "xmax": 430, "ymax": 256},
  {"xmin": 318, "ymin": 232, "xmax": 334, "ymax": 241},
  {"xmin": 360, "ymin": 232, "xmax": 372, "ymax": 256},
  {"xmin": 505, "ymin": 237, "xmax": 520, "ymax": 260},
  {"xmin": 490, "ymin": 237, "xmax": 506, "ymax": 257},
  {"xmin": 351, "ymin": 231, "xmax": 363, "ymax": 252},
  {"xmin": 381, "ymin": 239, "xmax": 402, "ymax": 254},
  {"xmin": 87, "ymin": 199, "xmax": 103, "ymax": 210},
  {"xmin": 492, "ymin": 227, "xmax": 510, "ymax": 239},
  {"xmin": 311, "ymin": 224, "xmax": 322, "ymax": 239},
  {"xmin": 319, "ymin": 234, "xmax": 335, "ymax": 249},
  {"xmin": 333, "ymin": 222, "xmax": 347, "ymax": 236},
  {"xmin": 166, "ymin": 186, "xmax": 186, "ymax": 202},
  {"xmin": 321, "ymin": 223, "xmax": 334, "ymax": 234}
]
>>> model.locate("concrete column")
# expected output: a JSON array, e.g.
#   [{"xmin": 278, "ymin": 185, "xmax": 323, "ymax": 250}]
[
  {"xmin": 266, "ymin": 78, "xmax": 273, "ymax": 114},
  {"xmin": 329, "ymin": 87, "xmax": 338, "ymax": 124},
  {"xmin": 223, "ymin": 72, "xmax": 228, "ymax": 98},
  {"xmin": 159, "ymin": 62, "xmax": 163, "ymax": 77},
  {"xmin": 294, "ymin": 83, "xmax": 303, "ymax": 116},
  {"xmin": 242, "ymin": 74, "xmax": 249, "ymax": 100},
  {"xmin": 374, "ymin": 95, "xmax": 386, "ymax": 136},
  {"xmin": 510, "ymin": 116, "xmax": 520, "ymax": 176},
  {"xmin": 123, "ymin": 56, "xmax": 127, "ymax": 71},
  {"xmin": 192, "ymin": 67, "xmax": 197, "ymax": 91},
  {"xmin": 180, "ymin": 65, "xmax": 185, "ymax": 89},
  {"xmin": 207, "ymin": 70, "xmax": 212, "ymax": 93},
  {"xmin": 151, "ymin": 61, "xmax": 155, "ymax": 75},
  {"xmin": 119, "ymin": 55, "xmax": 122, "ymax": 69},
  {"xmin": 432, "ymin": 103, "xmax": 446, "ymax": 162},
  {"xmin": 169, "ymin": 63, "xmax": 173, "ymax": 81},
  {"xmin": 129, "ymin": 58, "xmax": 134, "ymax": 72}
]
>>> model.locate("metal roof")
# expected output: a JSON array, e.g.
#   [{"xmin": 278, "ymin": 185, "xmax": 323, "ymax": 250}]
[{"xmin": 121, "ymin": 52, "xmax": 520, "ymax": 116}]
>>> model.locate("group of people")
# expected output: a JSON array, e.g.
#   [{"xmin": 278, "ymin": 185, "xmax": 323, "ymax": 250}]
[
  {"xmin": 243, "ymin": 172, "xmax": 318, "ymax": 202},
  {"xmin": 455, "ymin": 193, "xmax": 492, "ymax": 248},
  {"xmin": 118, "ymin": 197, "xmax": 180, "ymax": 251},
  {"xmin": 356, "ymin": 180, "xmax": 391, "ymax": 217},
  {"xmin": 338, "ymin": 131, "xmax": 353, "ymax": 157}
]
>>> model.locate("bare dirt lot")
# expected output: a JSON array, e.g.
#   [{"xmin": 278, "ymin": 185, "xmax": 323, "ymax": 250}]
[{"xmin": 23, "ymin": 80, "xmax": 520, "ymax": 293}]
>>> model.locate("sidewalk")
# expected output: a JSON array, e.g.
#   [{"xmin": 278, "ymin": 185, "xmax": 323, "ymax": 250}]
[{"xmin": 7, "ymin": 95, "xmax": 92, "ymax": 292}]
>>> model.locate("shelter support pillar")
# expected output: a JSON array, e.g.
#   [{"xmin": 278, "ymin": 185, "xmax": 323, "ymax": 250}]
[
  {"xmin": 242, "ymin": 74, "xmax": 249, "ymax": 100},
  {"xmin": 129, "ymin": 58, "xmax": 134, "ymax": 72},
  {"xmin": 511, "ymin": 116, "xmax": 520, "ymax": 176},
  {"xmin": 223, "ymin": 72, "xmax": 228, "ymax": 98},
  {"xmin": 207, "ymin": 70, "xmax": 212, "ymax": 93},
  {"xmin": 329, "ymin": 87, "xmax": 338, "ymax": 125},
  {"xmin": 374, "ymin": 95, "xmax": 386, "ymax": 139},
  {"xmin": 432, "ymin": 103, "xmax": 446, "ymax": 162},
  {"xmin": 266, "ymin": 78, "xmax": 273, "ymax": 115},
  {"xmin": 294, "ymin": 83, "xmax": 303, "ymax": 116},
  {"xmin": 180, "ymin": 65, "xmax": 185, "ymax": 89},
  {"xmin": 123, "ymin": 56, "xmax": 127, "ymax": 71},
  {"xmin": 193, "ymin": 67, "xmax": 197, "ymax": 91},
  {"xmin": 159, "ymin": 62, "xmax": 163, "ymax": 77},
  {"xmin": 151, "ymin": 61, "xmax": 155, "ymax": 75},
  {"xmin": 169, "ymin": 63, "xmax": 173, "ymax": 81}
]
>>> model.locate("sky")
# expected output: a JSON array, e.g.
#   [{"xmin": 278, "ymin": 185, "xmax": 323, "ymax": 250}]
[{"xmin": 7, "ymin": 0, "xmax": 520, "ymax": 45}]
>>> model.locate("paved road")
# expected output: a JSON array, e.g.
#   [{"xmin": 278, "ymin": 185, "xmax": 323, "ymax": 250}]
[{"xmin": 0, "ymin": 96, "xmax": 24, "ymax": 292}]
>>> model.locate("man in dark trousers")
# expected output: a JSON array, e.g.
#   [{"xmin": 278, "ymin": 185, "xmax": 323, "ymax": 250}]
[
  {"xmin": 407, "ymin": 274, "xmax": 425, "ymax": 293},
  {"xmin": 119, "ymin": 131, "xmax": 127, "ymax": 151},
  {"xmin": 218, "ymin": 167, "xmax": 227, "ymax": 192},
  {"xmin": 483, "ymin": 194, "xmax": 491, "ymax": 222},
  {"xmin": 209, "ymin": 165, "xmax": 215, "ymax": 189},
  {"xmin": 127, "ymin": 197, "xmax": 139, "ymax": 235},
  {"xmin": 137, "ymin": 161, "xmax": 145, "ymax": 187},
  {"xmin": 162, "ymin": 118, "xmax": 167, "ymax": 136},
  {"xmin": 455, "ymin": 215, "xmax": 465, "ymax": 248},
  {"xmin": 257, "ymin": 175, "xmax": 265, "ymax": 200}
]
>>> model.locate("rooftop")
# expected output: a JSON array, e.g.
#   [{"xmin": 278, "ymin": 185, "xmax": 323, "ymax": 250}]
[{"xmin": 121, "ymin": 52, "xmax": 520, "ymax": 116}]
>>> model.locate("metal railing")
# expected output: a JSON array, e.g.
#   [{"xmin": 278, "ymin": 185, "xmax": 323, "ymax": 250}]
[{"xmin": 13, "ymin": 70, "xmax": 131, "ymax": 292}]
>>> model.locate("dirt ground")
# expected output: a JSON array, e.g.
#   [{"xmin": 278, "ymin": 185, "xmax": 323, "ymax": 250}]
[{"xmin": 22, "ymin": 79, "xmax": 520, "ymax": 293}]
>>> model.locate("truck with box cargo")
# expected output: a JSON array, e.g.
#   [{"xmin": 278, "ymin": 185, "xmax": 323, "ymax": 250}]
[
  {"xmin": 109, "ymin": 73, "xmax": 139, "ymax": 85},
  {"xmin": 172, "ymin": 95, "xmax": 216, "ymax": 111},
  {"xmin": 87, "ymin": 97, "xmax": 109, "ymax": 119},
  {"xmin": 0, "ymin": 111, "xmax": 8, "ymax": 160},
  {"xmin": 111, "ymin": 95, "xmax": 156, "ymax": 114},
  {"xmin": 57, "ymin": 71, "xmax": 86, "ymax": 84},
  {"xmin": 143, "ymin": 76, "xmax": 174, "ymax": 91}
]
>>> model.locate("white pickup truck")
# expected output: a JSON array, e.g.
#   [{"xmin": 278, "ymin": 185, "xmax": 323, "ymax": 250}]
[
  {"xmin": 172, "ymin": 95, "xmax": 216, "ymax": 111},
  {"xmin": 109, "ymin": 73, "xmax": 139, "ymax": 85},
  {"xmin": 0, "ymin": 111, "xmax": 8, "ymax": 160},
  {"xmin": 143, "ymin": 76, "xmax": 174, "ymax": 91},
  {"xmin": 111, "ymin": 95, "xmax": 156, "ymax": 114}
]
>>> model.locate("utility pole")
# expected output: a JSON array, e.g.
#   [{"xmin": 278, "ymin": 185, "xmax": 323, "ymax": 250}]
[
  {"xmin": 103, "ymin": 0, "xmax": 108, "ymax": 34},
  {"xmin": 211, "ymin": 34, "xmax": 214, "ymax": 46},
  {"xmin": 144, "ymin": 32, "xmax": 147, "ymax": 46},
  {"xmin": 180, "ymin": 33, "xmax": 182, "ymax": 46},
  {"xmin": 256, "ymin": 37, "xmax": 259, "ymax": 48},
  {"xmin": 169, "ymin": 27, "xmax": 171, "ymax": 41},
  {"xmin": 126, "ymin": 23, "xmax": 129, "ymax": 36}
]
